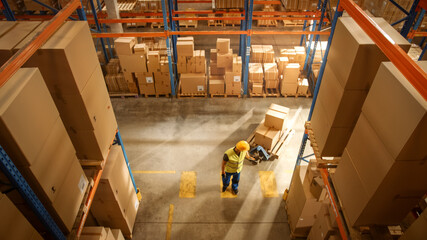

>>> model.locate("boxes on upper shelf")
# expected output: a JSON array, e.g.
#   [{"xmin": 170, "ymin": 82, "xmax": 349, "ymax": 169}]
[
  {"xmin": 114, "ymin": 37, "xmax": 137, "ymax": 55},
  {"xmin": 216, "ymin": 38, "xmax": 230, "ymax": 54}
]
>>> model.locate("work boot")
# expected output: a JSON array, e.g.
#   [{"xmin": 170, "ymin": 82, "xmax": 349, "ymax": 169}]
[{"xmin": 232, "ymin": 189, "xmax": 238, "ymax": 195}]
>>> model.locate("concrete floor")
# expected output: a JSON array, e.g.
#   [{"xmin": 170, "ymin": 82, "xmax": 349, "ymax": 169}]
[{"xmin": 112, "ymin": 97, "xmax": 313, "ymax": 239}]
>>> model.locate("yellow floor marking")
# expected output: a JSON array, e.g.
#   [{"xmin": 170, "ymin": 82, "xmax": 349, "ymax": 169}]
[
  {"xmin": 133, "ymin": 170, "xmax": 176, "ymax": 174},
  {"xmin": 220, "ymin": 172, "xmax": 237, "ymax": 198},
  {"xmin": 179, "ymin": 171, "xmax": 196, "ymax": 198},
  {"xmin": 165, "ymin": 204, "xmax": 174, "ymax": 240},
  {"xmin": 259, "ymin": 171, "xmax": 279, "ymax": 198}
]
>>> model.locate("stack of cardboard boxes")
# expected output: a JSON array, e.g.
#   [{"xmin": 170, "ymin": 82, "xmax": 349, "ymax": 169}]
[
  {"xmin": 307, "ymin": 200, "xmax": 342, "ymax": 240},
  {"xmin": 254, "ymin": 104, "xmax": 289, "ymax": 150},
  {"xmin": 91, "ymin": 146, "xmax": 139, "ymax": 238},
  {"xmin": 114, "ymin": 37, "xmax": 171, "ymax": 96},
  {"xmin": 215, "ymin": 0, "xmax": 244, "ymax": 9},
  {"xmin": 249, "ymin": 45, "xmax": 276, "ymax": 94},
  {"xmin": 310, "ymin": 17, "xmax": 411, "ymax": 157},
  {"xmin": 209, "ymin": 38, "xmax": 242, "ymax": 95},
  {"xmin": 263, "ymin": 63, "xmax": 279, "ymax": 90},
  {"xmin": 281, "ymin": 63, "xmax": 300, "ymax": 96},
  {"xmin": 283, "ymin": 0, "xmax": 318, "ymax": 10},
  {"xmin": 332, "ymin": 61, "xmax": 427, "ymax": 227},
  {"xmin": 176, "ymin": 37, "xmax": 208, "ymax": 94},
  {"xmin": 297, "ymin": 78, "xmax": 309, "ymax": 96},
  {"xmin": 81, "ymin": 226, "xmax": 125, "ymax": 240},
  {"xmin": 135, "ymin": 0, "xmax": 161, "ymax": 11}
]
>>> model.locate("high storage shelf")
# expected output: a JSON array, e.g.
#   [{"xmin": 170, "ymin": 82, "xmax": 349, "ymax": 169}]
[
  {"xmin": 295, "ymin": 0, "xmax": 427, "ymax": 240},
  {"xmin": 0, "ymin": 1, "xmax": 137, "ymax": 239}
]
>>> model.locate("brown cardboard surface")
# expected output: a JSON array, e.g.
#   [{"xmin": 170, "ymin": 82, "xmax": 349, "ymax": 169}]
[
  {"xmin": 0, "ymin": 21, "xmax": 41, "ymax": 65},
  {"xmin": 53, "ymin": 158, "xmax": 88, "ymax": 232},
  {"xmin": 225, "ymin": 72, "xmax": 241, "ymax": 85},
  {"xmin": 81, "ymin": 227, "xmax": 107, "ymax": 240},
  {"xmin": 277, "ymin": 57, "xmax": 289, "ymax": 74},
  {"xmin": 209, "ymin": 62, "xmax": 225, "ymax": 75},
  {"xmin": 280, "ymin": 82, "xmax": 298, "ymax": 95},
  {"xmin": 265, "ymin": 80, "xmax": 279, "ymax": 89},
  {"xmin": 328, "ymin": 17, "xmax": 410, "ymax": 90},
  {"xmin": 196, "ymin": 60, "xmax": 206, "ymax": 73},
  {"xmin": 269, "ymin": 103, "xmax": 290, "ymax": 115},
  {"xmin": 177, "ymin": 41, "xmax": 194, "ymax": 57},
  {"xmin": 362, "ymin": 62, "xmax": 427, "ymax": 161},
  {"xmin": 209, "ymin": 79, "xmax": 225, "ymax": 94},
  {"xmin": 254, "ymin": 125, "xmax": 280, "ymax": 150},
  {"xmin": 180, "ymin": 73, "xmax": 207, "ymax": 93},
  {"xmin": 217, "ymin": 50, "xmax": 233, "ymax": 68},
  {"xmin": 265, "ymin": 109, "xmax": 286, "ymax": 131},
  {"xmin": 114, "ymin": 37, "xmax": 136, "ymax": 55},
  {"xmin": 118, "ymin": 54, "xmax": 147, "ymax": 73},
  {"xmin": 52, "ymin": 65, "xmax": 112, "ymax": 131},
  {"xmin": 318, "ymin": 64, "xmax": 368, "ymax": 128},
  {"xmin": 125, "ymin": 191, "xmax": 139, "ymax": 234},
  {"xmin": 154, "ymin": 72, "xmax": 170, "ymax": 85},
  {"xmin": 399, "ymin": 208, "xmax": 427, "ymax": 240},
  {"xmin": 210, "ymin": 49, "xmax": 217, "ymax": 61},
  {"xmin": 24, "ymin": 21, "xmax": 99, "ymax": 95},
  {"xmin": 123, "ymin": 72, "xmax": 134, "ymax": 83},
  {"xmin": 0, "ymin": 194, "xmax": 41, "ymax": 240},
  {"xmin": 28, "ymin": 118, "xmax": 75, "ymax": 203},
  {"xmin": 133, "ymin": 43, "xmax": 148, "ymax": 55},
  {"xmin": 148, "ymin": 51, "xmax": 160, "ymax": 67},
  {"xmin": 249, "ymin": 63, "xmax": 263, "ymax": 82},
  {"xmin": 232, "ymin": 56, "xmax": 242, "ymax": 73},
  {"xmin": 282, "ymin": 63, "xmax": 300, "ymax": 83},
  {"xmin": 225, "ymin": 82, "xmax": 241, "ymax": 95},
  {"xmin": 216, "ymin": 38, "xmax": 230, "ymax": 53},
  {"xmin": 0, "ymin": 22, "xmax": 17, "ymax": 38},
  {"xmin": 0, "ymin": 68, "xmax": 59, "ymax": 167},
  {"xmin": 297, "ymin": 78, "xmax": 309, "ymax": 94},
  {"xmin": 186, "ymin": 57, "xmax": 196, "ymax": 73},
  {"xmin": 136, "ymin": 72, "xmax": 154, "ymax": 85},
  {"xmin": 307, "ymin": 204, "xmax": 335, "ymax": 240},
  {"xmin": 13, "ymin": 21, "xmax": 48, "ymax": 50},
  {"xmin": 68, "ymin": 100, "xmax": 117, "ymax": 160},
  {"xmin": 251, "ymin": 82, "xmax": 263, "ymax": 94},
  {"xmin": 111, "ymin": 229, "xmax": 125, "ymax": 240},
  {"xmin": 263, "ymin": 63, "xmax": 278, "ymax": 80}
]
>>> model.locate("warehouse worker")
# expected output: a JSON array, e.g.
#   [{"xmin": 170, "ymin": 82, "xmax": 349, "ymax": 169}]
[{"xmin": 222, "ymin": 140, "xmax": 255, "ymax": 195}]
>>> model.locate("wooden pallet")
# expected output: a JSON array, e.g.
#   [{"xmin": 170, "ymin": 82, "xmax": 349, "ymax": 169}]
[
  {"xmin": 223, "ymin": 23, "xmax": 241, "ymax": 27},
  {"xmin": 305, "ymin": 121, "xmax": 340, "ymax": 168},
  {"xmin": 247, "ymin": 121, "xmax": 295, "ymax": 161},
  {"xmin": 249, "ymin": 89, "xmax": 266, "ymax": 98},
  {"xmin": 179, "ymin": 23, "xmax": 198, "ymax": 28},
  {"xmin": 109, "ymin": 93, "xmax": 139, "ymax": 98},
  {"xmin": 265, "ymin": 88, "xmax": 280, "ymax": 97},
  {"xmin": 151, "ymin": 23, "xmax": 164, "ymax": 28},
  {"xmin": 283, "ymin": 20, "xmax": 305, "ymax": 27},
  {"xmin": 281, "ymin": 93, "xmax": 297, "ymax": 98},
  {"xmin": 210, "ymin": 93, "xmax": 240, "ymax": 98},
  {"xmin": 208, "ymin": 21, "xmax": 224, "ymax": 27},
  {"xmin": 141, "ymin": 93, "xmax": 170, "ymax": 98}
]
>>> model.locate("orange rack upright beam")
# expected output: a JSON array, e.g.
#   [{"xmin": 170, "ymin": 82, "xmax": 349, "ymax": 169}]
[
  {"xmin": 340, "ymin": 0, "xmax": 427, "ymax": 100},
  {"xmin": 0, "ymin": 0, "xmax": 82, "ymax": 87}
]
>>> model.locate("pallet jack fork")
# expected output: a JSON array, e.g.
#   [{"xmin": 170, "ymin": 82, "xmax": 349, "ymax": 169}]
[{"xmin": 248, "ymin": 145, "xmax": 273, "ymax": 165}]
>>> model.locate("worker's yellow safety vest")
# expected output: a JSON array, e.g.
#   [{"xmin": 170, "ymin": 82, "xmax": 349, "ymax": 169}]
[{"xmin": 224, "ymin": 147, "xmax": 246, "ymax": 173}]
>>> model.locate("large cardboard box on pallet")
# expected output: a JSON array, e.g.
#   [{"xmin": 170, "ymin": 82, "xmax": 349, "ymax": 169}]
[
  {"xmin": 209, "ymin": 78, "xmax": 225, "ymax": 95},
  {"xmin": 217, "ymin": 49, "xmax": 233, "ymax": 69},
  {"xmin": 0, "ymin": 21, "xmax": 42, "ymax": 65},
  {"xmin": 282, "ymin": 63, "xmax": 300, "ymax": 83},
  {"xmin": 399, "ymin": 208, "xmax": 427, "ymax": 240},
  {"xmin": 327, "ymin": 17, "xmax": 411, "ymax": 90},
  {"xmin": 180, "ymin": 73, "xmax": 207, "ymax": 94},
  {"xmin": 118, "ymin": 54, "xmax": 147, "ymax": 73},
  {"xmin": 0, "ymin": 194, "xmax": 43, "ymax": 240},
  {"xmin": 286, "ymin": 166, "xmax": 323, "ymax": 237},
  {"xmin": 254, "ymin": 124, "xmax": 280, "ymax": 150},
  {"xmin": 307, "ymin": 203, "xmax": 337, "ymax": 240},
  {"xmin": 226, "ymin": 82, "xmax": 241, "ymax": 95},
  {"xmin": 249, "ymin": 63, "xmax": 263, "ymax": 83},
  {"xmin": 176, "ymin": 40, "xmax": 194, "ymax": 57},
  {"xmin": 225, "ymin": 72, "xmax": 241, "ymax": 85}
]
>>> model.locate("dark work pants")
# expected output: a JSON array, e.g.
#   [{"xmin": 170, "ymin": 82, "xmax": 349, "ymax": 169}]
[{"xmin": 222, "ymin": 172, "xmax": 240, "ymax": 191}]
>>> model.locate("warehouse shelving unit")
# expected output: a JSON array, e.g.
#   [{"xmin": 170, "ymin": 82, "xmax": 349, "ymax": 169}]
[
  {"xmin": 295, "ymin": 0, "xmax": 427, "ymax": 239},
  {"xmin": 0, "ymin": 0, "xmax": 138, "ymax": 239}
]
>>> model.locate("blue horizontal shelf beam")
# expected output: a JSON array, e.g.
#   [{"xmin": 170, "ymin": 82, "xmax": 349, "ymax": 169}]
[
  {"xmin": 0, "ymin": 146, "xmax": 65, "ymax": 240},
  {"xmin": 388, "ymin": 0, "xmax": 409, "ymax": 15},
  {"xmin": 392, "ymin": 16, "xmax": 409, "ymax": 26}
]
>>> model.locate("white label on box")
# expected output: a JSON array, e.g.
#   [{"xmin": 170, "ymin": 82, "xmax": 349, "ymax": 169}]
[
  {"xmin": 197, "ymin": 85, "xmax": 204, "ymax": 92},
  {"xmin": 233, "ymin": 76, "xmax": 241, "ymax": 82},
  {"xmin": 135, "ymin": 201, "xmax": 140, "ymax": 210},
  {"xmin": 78, "ymin": 175, "xmax": 87, "ymax": 194},
  {"xmin": 146, "ymin": 77, "xmax": 153, "ymax": 83}
]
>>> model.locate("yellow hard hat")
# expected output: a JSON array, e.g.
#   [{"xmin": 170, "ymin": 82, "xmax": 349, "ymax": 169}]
[{"xmin": 236, "ymin": 140, "xmax": 250, "ymax": 151}]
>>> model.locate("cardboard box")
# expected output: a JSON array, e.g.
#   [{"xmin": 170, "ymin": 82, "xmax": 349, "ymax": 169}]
[
  {"xmin": 297, "ymin": 78, "xmax": 309, "ymax": 94},
  {"xmin": 286, "ymin": 166, "xmax": 323, "ymax": 237},
  {"xmin": 123, "ymin": 72, "xmax": 134, "ymax": 83},
  {"xmin": 265, "ymin": 109, "xmax": 287, "ymax": 131},
  {"xmin": 309, "ymin": 177, "xmax": 325, "ymax": 200},
  {"xmin": 399, "ymin": 208, "xmax": 427, "ymax": 240},
  {"xmin": 280, "ymin": 82, "xmax": 298, "ymax": 95},
  {"xmin": 217, "ymin": 49, "xmax": 233, "ymax": 69},
  {"xmin": 249, "ymin": 63, "xmax": 263, "ymax": 82},
  {"xmin": 0, "ymin": 194, "xmax": 43, "ymax": 240},
  {"xmin": 177, "ymin": 36, "xmax": 194, "ymax": 42},
  {"xmin": 125, "ymin": 190, "xmax": 139, "ymax": 234},
  {"xmin": 127, "ymin": 82, "xmax": 139, "ymax": 94},
  {"xmin": 51, "ymin": 65, "xmax": 113, "ymax": 131},
  {"xmin": 265, "ymin": 80, "xmax": 279, "ymax": 89},
  {"xmin": 176, "ymin": 41, "xmax": 194, "ymax": 57},
  {"xmin": 316, "ymin": 65, "xmax": 368, "ymax": 128},
  {"xmin": 251, "ymin": 82, "xmax": 263, "ymax": 94},
  {"xmin": 133, "ymin": 43, "xmax": 148, "ymax": 55},
  {"xmin": 209, "ymin": 79, "xmax": 225, "ymax": 94},
  {"xmin": 24, "ymin": 21, "xmax": 99, "ymax": 96},
  {"xmin": 327, "ymin": 18, "xmax": 410, "ymax": 90},
  {"xmin": 210, "ymin": 62, "xmax": 225, "ymax": 75},
  {"xmin": 115, "ymin": 74, "xmax": 129, "ymax": 92},
  {"xmin": 232, "ymin": 56, "xmax": 242, "ymax": 73},
  {"xmin": 307, "ymin": 204, "xmax": 336, "ymax": 240},
  {"xmin": 53, "ymin": 158, "xmax": 88, "ymax": 232},
  {"xmin": 187, "ymin": 57, "xmax": 196, "ymax": 73},
  {"xmin": 210, "ymin": 49, "xmax": 218, "ymax": 61},
  {"xmin": 280, "ymin": 48, "xmax": 297, "ymax": 62},
  {"xmin": 160, "ymin": 56, "xmax": 169, "ymax": 72},
  {"xmin": 114, "ymin": 37, "xmax": 136, "ymax": 55},
  {"xmin": 136, "ymin": 72, "xmax": 154, "ymax": 85},
  {"xmin": 105, "ymin": 74, "xmax": 120, "ymax": 92},
  {"xmin": 226, "ymin": 82, "xmax": 241, "ymax": 95},
  {"xmin": 177, "ymin": 62, "xmax": 187, "ymax": 74},
  {"xmin": 263, "ymin": 45, "xmax": 275, "ymax": 63},
  {"xmin": 177, "ymin": 55, "xmax": 187, "ymax": 65},
  {"xmin": 111, "ymin": 229, "xmax": 125, "ymax": 240},
  {"xmin": 148, "ymin": 51, "xmax": 160, "ymax": 67},
  {"xmin": 362, "ymin": 62, "xmax": 427, "ymax": 161},
  {"xmin": 251, "ymin": 45, "xmax": 264, "ymax": 63},
  {"xmin": 194, "ymin": 50, "xmax": 206, "ymax": 63},
  {"xmin": 180, "ymin": 73, "xmax": 206, "ymax": 94},
  {"xmin": 277, "ymin": 57, "xmax": 289, "ymax": 74},
  {"xmin": 154, "ymin": 72, "xmax": 170, "ymax": 85},
  {"xmin": 225, "ymin": 72, "xmax": 241, "ymax": 85},
  {"xmin": 263, "ymin": 63, "xmax": 278, "ymax": 80},
  {"xmin": 0, "ymin": 21, "xmax": 41, "ymax": 65},
  {"xmin": 282, "ymin": 63, "xmax": 300, "ymax": 83},
  {"xmin": 254, "ymin": 124, "xmax": 280, "ymax": 150},
  {"xmin": 81, "ymin": 227, "xmax": 107, "ymax": 240},
  {"xmin": 196, "ymin": 60, "xmax": 206, "ymax": 73},
  {"xmin": 118, "ymin": 54, "xmax": 147, "ymax": 73},
  {"xmin": 0, "ymin": 68, "xmax": 59, "ymax": 167},
  {"xmin": 216, "ymin": 38, "xmax": 230, "ymax": 53}
]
